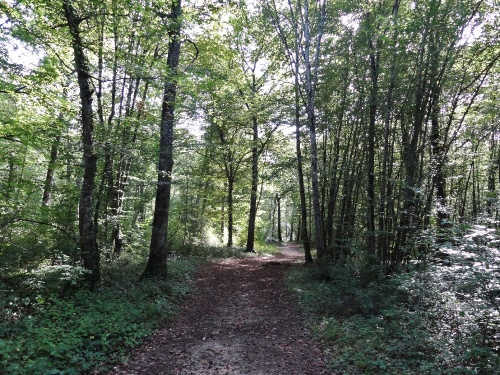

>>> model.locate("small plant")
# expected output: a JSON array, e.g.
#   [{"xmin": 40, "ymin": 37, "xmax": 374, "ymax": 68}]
[
  {"xmin": 0, "ymin": 256, "xmax": 199, "ymax": 375},
  {"xmin": 287, "ymin": 233, "xmax": 500, "ymax": 375}
]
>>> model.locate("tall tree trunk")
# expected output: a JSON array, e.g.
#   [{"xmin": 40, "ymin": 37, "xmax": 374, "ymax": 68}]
[
  {"xmin": 141, "ymin": 0, "xmax": 182, "ymax": 279},
  {"xmin": 294, "ymin": 69, "xmax": 313, "ymax": 263},
  {"xmin": 63, "ymin": 0, "xmax": 99, "ymax": 288},
  {"xmin": 227, "ymin": 177, "xmax": 234, "ymax": 247},
  {"xmin": 472, "ymin": 160, "xmax": 478, "ymax": 218},
  {"xmin": 487, "ymin": 134, "xmax": 497, "ymax": 216},
  {"xmin": 430, "ymin": 86, "xmax": 449, "ymax": 229},
  {"xmin": 245, "ymin": 114, "xmax": 259, "ymax": 252},
  {"xmin": 42, "ymin": 134, "xmax": 60, "ymax": 207},
  {"xmin": 94, "ymin": 20, "xmax": 120, "ymax": 240},
  {"xmin": 366, "ymin": 34, "xmax": 379, "ymax": 257},
  {"xmin": 268, "ymin": 0, "xmax": 315, "ymax": 261},
  {"xmin": 182, "ymin": 175, "xmax": 189, "ymax": 245},
  {"xmin": 112, "ymin": 63, "xmax": 153, "ymax": 254},
  {"xmin": 221, "ymin": 184, "xmax": 225, "ymax": 241},
  {"xmin": 276, "ymin": 193, "xmax": 283, "ymax": 243},
  {"xmin": 394, "ymin": 22, "xmax": 432, "ymax": 265},
  {"xmin": 302, "ymin": 0, "xmax": 326, "ymax": 257},
  {"xmin": 378, "ymin": 0, "xmax": 399, "ymax": 267}
]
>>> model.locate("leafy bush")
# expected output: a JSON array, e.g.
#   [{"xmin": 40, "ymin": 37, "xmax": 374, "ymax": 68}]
[
  {"xmin": 288, "ymin": 230, "xmax": 500, "ymax": 375},
  {"xmin": 0, "ymin": 257, "xmax": 198, "ymax": 375}
]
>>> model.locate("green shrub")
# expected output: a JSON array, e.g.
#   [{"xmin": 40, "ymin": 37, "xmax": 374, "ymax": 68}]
[
  {"xmin": 0, "ymin": 258, "xmax": 198, "ymax": 375},
  {"xmin": 287, "ymin": 247, "xmax": 500, "ymax": 374}
]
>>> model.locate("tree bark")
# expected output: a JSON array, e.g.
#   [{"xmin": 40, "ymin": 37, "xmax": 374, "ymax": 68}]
[
  {"xmin": 276, "ymin": 193, "xmax": 283, "ymax": 243},
  {"xmin": 302, "ymin": 0, "xmax": 326, "ymax": 257},
  {"xmin": 42, "ymin": 134, "xmax": 60, "ymax": 207},
  {"xmin": 366, "ymin": 33, "xmax": 379, "ymax": 257},
  {"xmin": 63, "ymin": 0, "xmax": 100, "ymax": 288},
  {"xmin": 245, "ymin": 114, "xmax": 259, "ymax": 252},
  {"xmin": 141, "ymin": 0, "xmax": 182, "ymax": 279},
  {"xmin": 227, "ymin": 176, "xmax": 234, "ymax": 247},
  {"xmin": 295, "ymin": 87, "xmax": 313, "ymax": 263}
]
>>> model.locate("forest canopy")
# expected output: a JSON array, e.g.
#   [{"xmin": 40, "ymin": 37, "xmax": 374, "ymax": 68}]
[
  {"xmin": 0, "ymin": 0, "xmax": 499, "ymax": 371},
  {"xmin": 2, "ymin": 0, "xmax": 499, "ymax": 275}
]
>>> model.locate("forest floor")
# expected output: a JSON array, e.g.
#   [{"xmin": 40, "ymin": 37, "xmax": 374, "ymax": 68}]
[{"xmin": 110, "ymin": 244, "xmax": 334, "ymax": 375}]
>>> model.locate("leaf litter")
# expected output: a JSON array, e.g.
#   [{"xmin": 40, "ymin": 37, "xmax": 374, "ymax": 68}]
[{"xmin": 110, "ymin": 245, "xmax": 334, "ymax": 374}]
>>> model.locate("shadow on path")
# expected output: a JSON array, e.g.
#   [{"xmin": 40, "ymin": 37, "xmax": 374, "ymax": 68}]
[{"xmin": 112, "ymin": 244, "xmax": 333, "ymax": 375}]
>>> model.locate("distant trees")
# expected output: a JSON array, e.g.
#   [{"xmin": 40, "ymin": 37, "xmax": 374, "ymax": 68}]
[
  {"xmin": 1, "ymin": 0, "xmax": 499, "ymax": 282},
  {"xmin": 265, "ymin": 0, "xmax": 499, "ymax": 267}
]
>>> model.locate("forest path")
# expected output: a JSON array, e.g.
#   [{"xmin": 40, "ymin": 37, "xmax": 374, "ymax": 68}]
[{"xmin": 112, "ymin": 244, "xmax": 333, "ymax": 374}]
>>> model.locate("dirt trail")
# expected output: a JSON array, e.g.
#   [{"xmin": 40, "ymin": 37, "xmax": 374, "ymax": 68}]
[{"xmin": 112, "ymin": 244, "xmax": 333, "ymax": 374}]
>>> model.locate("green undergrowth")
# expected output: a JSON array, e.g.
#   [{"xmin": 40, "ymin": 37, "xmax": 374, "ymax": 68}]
[
  {"xmin": 171, "ymin": 242, "xmax": 280, "ymax": 259},
  {"xmin": 0, "ymin": 256, "xmax": 200, "ymax": 375},
  {"xmin": 288, "ymin": 229, "xmax": 500, "ymax": 374},
  {"xmin": 0, "ymin": 242, "xmax": 279, "ymax": 374}
]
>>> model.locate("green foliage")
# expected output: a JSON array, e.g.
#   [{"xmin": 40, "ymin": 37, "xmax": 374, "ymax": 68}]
[
  {"xmin": 288, "ymin": 233, "xmax": 500, "ymax": 374},
  {"xmin": 254, "ymin": 242, "xmax": 280, "ymax": 255},
  {"xmin": 172, "ymin": 243, "xmax": 240, "ymax": 259},
  {"xmin": 0, "ymin": 257, "xmax": 198, "ymax": 374},
  {"xmin": 171, "ymin": 242, "xmax": 279, "ymax": 259}
]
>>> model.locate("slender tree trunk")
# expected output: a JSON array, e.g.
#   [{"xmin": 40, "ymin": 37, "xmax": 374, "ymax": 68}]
[
  {"xmin": 366, "ymin": 34, "xmax": 379, "ymax": 257},
  {"xmin": 294, "ymin": 72, "xmax": 313, "ymax": 263},
  {"xmin": 141, "ymin": 0, "xmax": 182, "ymax": 279},
  {"xmin": 487, "ymin": 134, "xmax": 497, "ymax": 216},
  {"xmin": 42, "ymin": 134, "xmax": 60, "ymax": 207},
  {"xmin": 276, "ymin": 193, "xmax": 283, "ymax": 243},
  {"xmin": 112, "ymin": 73, "xmax": 152, "ymax": 254},
  {"xmin": 378, "ymin": 0, "xmax": 399, "ymax": 267},
  {"xmin": 326, "ymin": 69, "xmax": 346, "ymax": 253},
  {"xmin": 302, "ymin": 0, "xmax": 326, "ymax": 257},
  {"xmin": 227, "ymin": 177, "xmax": 234, "ymax": 247},
  {"xmin": 271, "ymin": 197, "xmax": 276, "ymax": 240},
  {"xmin": 63, "ymin": 0, "xmax": 99, "ymax": 288},
  {"xmin": 394, "ymin": 23, "xmax": 431, "ymax": 265},
  {"xmin": 429, "ymin": 86, "xmax": 449, "ymax": 229},
  {"xmin": 460, "ymin": 161, "xmax": 474, "ymax": 221},
  {"xmin": 268, "ymin": 0, "xmax": 316, "ymax": 261},
  {"xmin": 472, "ymin": 160, "xmax": 478, "ymax": 218},
  {"xmin": 296, "ymin": 216, "xmax": 301, "ymax": 242},
  {"xmin": 94, "ymin": 21, "xmax": 120, "ymax": 240},
  {"xmin": 221, "ymin": 184, "xmax": 225, "ymax": 241},
  {"xmin": 245, "ymin": 114, "xmax": 259, "ymax": 252}
]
